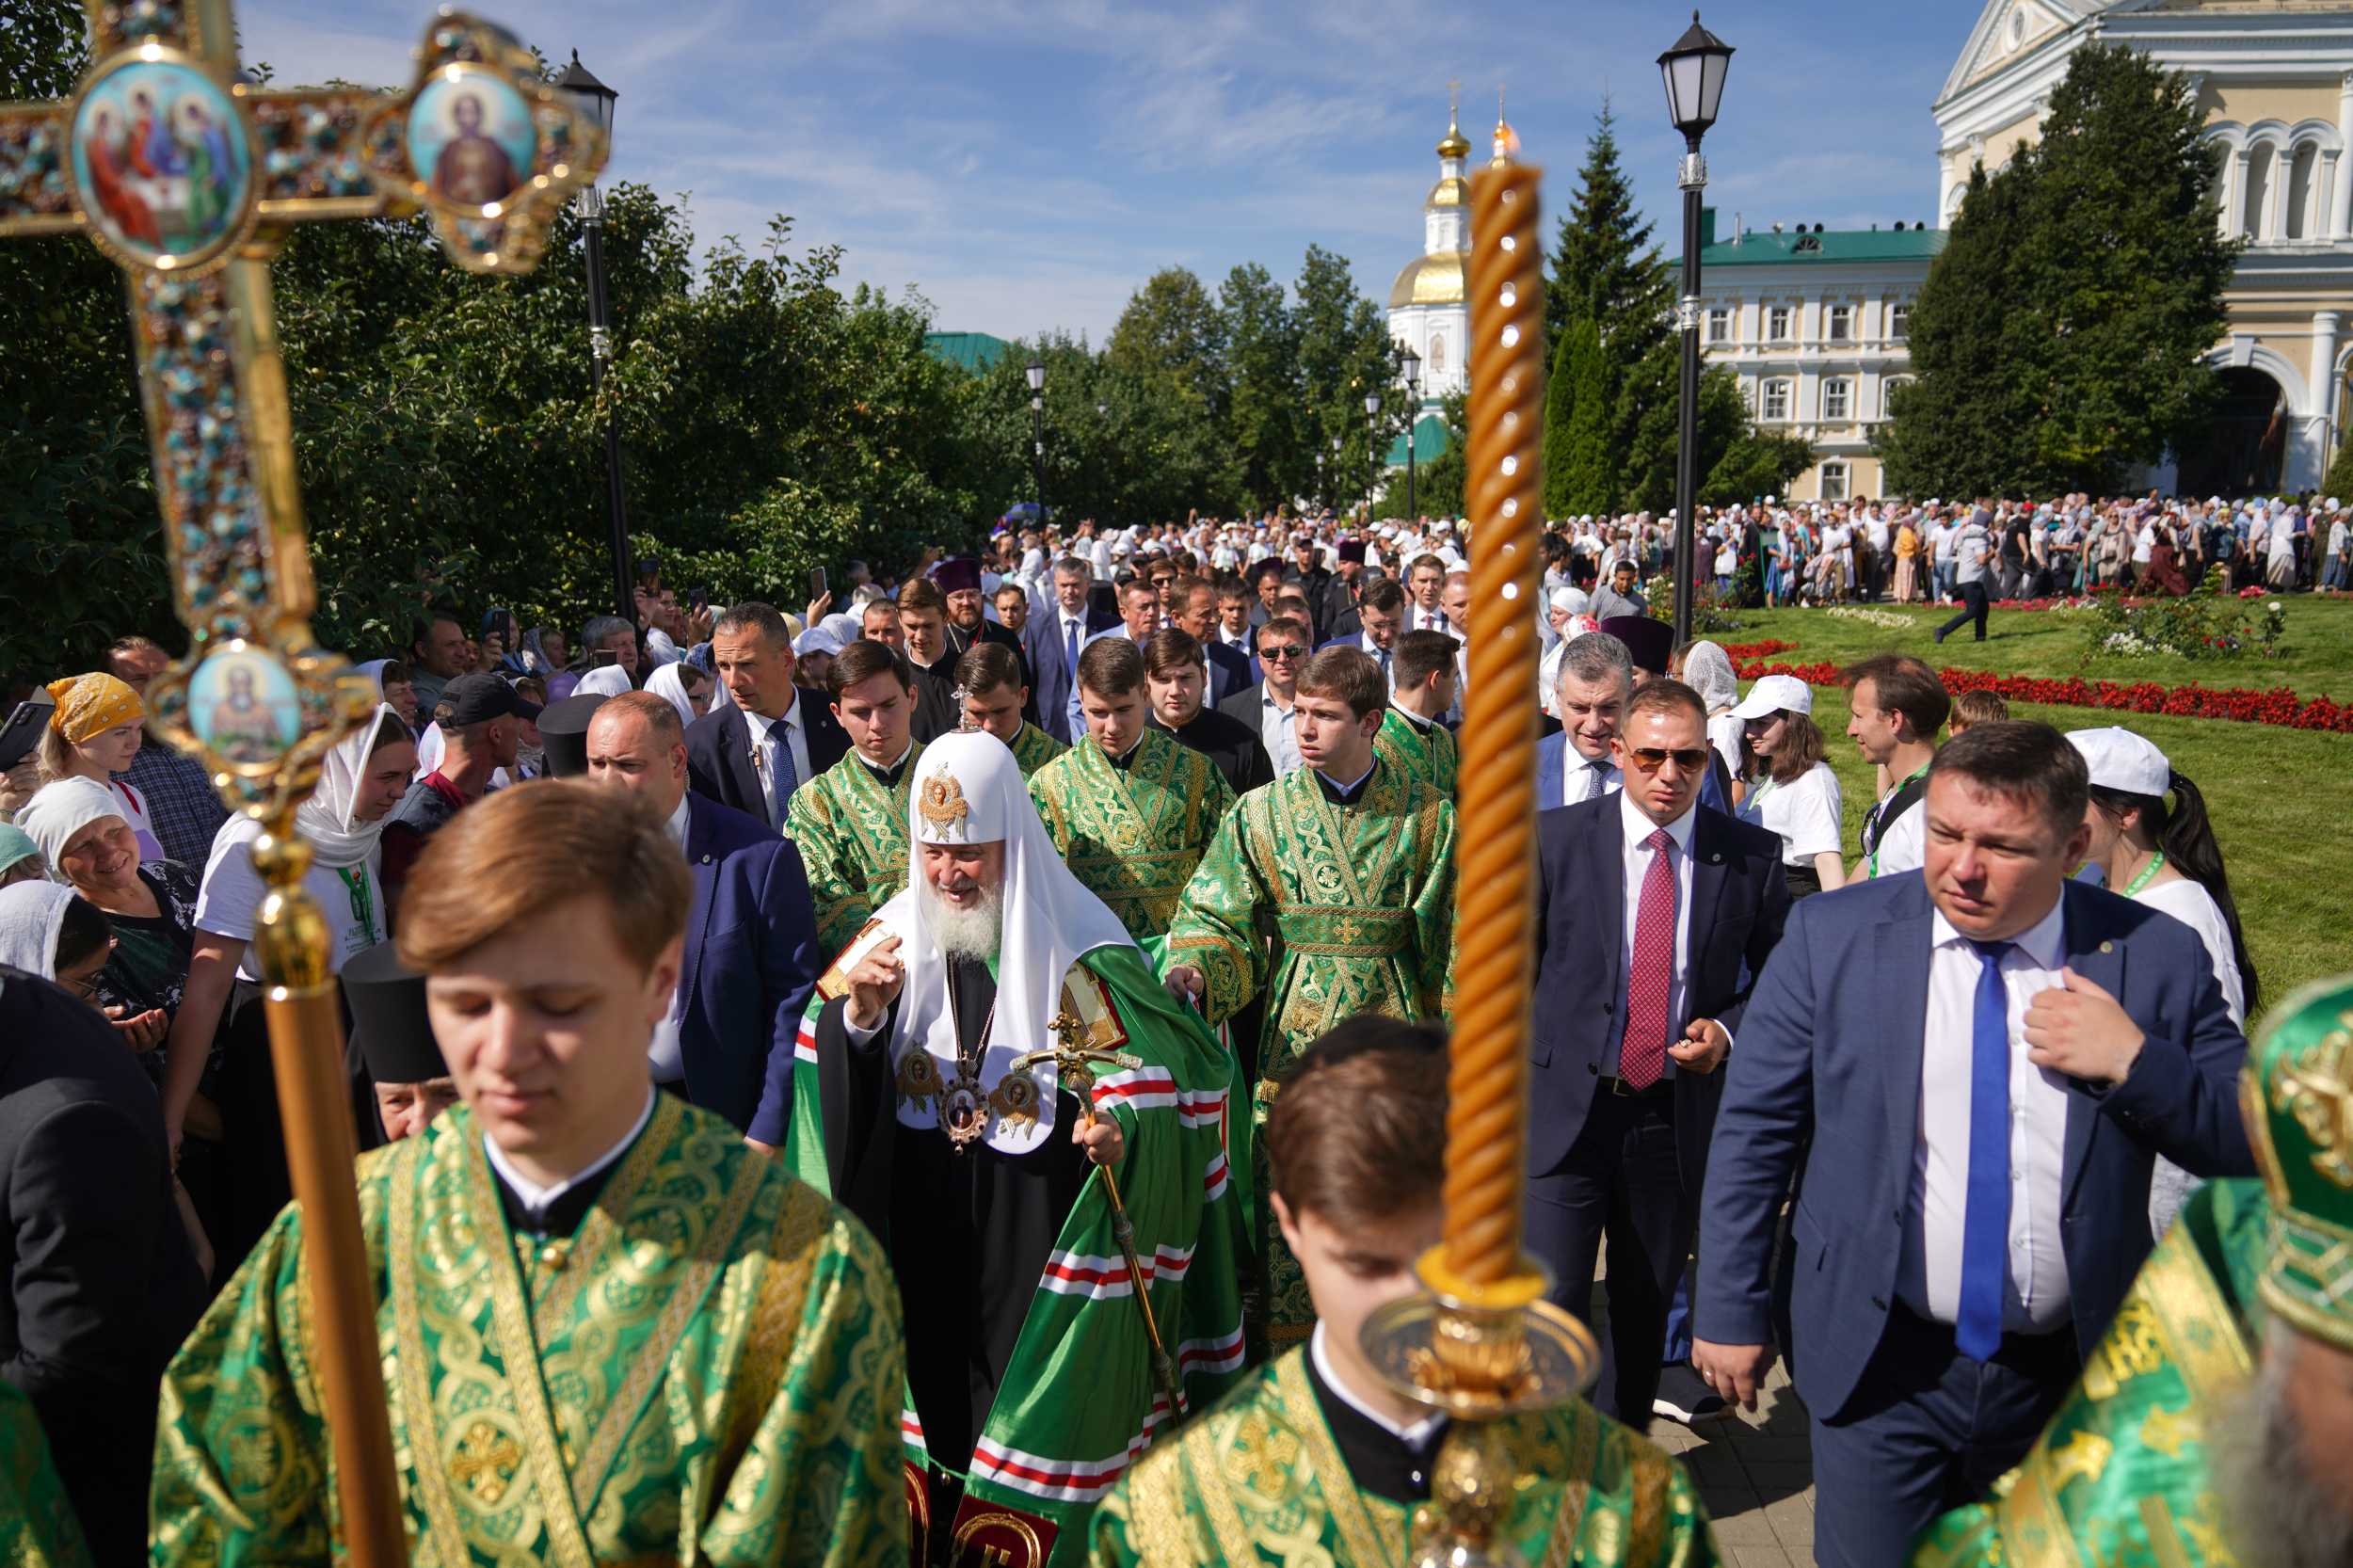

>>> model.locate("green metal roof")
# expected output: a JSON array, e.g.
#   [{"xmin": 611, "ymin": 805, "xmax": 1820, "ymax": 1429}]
[
  {"xmin": 1698, "ymin": 225, "xmax": 1946, "ymax": 268},
  {"xmin": 1385, "ymin": 412, "xmax": 1451, "ymax": 469},
  {"xmin": 923, "ymin": 331, "xmax": 1014, "ymax": 373}
]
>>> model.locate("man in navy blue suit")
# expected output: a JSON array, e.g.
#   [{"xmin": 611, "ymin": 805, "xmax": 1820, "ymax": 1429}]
[
  {"xmin": 1693, "ymin": 721, "xmax": 2255, "ymax": 1567},
  {"xmin": 1021, "ymin": 556, "xmax": 1119, "ymax": 744},
  {"xmin": 584, "ymin": 693, "xmax": 821, "ymax": 1135},
  {"xmin": 1534, "ymin": 632, "xmax": 1633, "ymax": 810},
  {"xmin": 1529, "ymin": 678, "xmax": 1790, "ymax": 1430},
  {"xmin": 686, "ymin": 601, "xmax": 850, "ymax": 829}
]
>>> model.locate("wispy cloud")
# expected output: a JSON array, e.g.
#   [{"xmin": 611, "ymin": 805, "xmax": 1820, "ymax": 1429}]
[{"xmin": 233, "ymin": 0, "xmax": 1982, "ymax": 341}]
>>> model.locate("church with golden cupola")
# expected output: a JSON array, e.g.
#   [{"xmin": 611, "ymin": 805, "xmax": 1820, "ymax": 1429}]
[{"xmin": 1385, "ymin": 101, "xmax": 1481, "ymax": 403}]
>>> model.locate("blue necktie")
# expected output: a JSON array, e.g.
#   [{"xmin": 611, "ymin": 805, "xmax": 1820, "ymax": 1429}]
[
  {"xmin": 1957, "ymin": 939, "xmax": 2014, "ymax": 1362},
  {"xmin": 764, "ymin": 728, "xmax": 798, "ymax": 830},
  {"xmin": 1064, "ymin": 616, "xmax": 1080, "ymax": 677}
]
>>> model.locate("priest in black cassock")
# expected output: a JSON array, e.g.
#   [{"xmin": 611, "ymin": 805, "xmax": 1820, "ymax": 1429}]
[
  {"xmin": 1140, "ymin": 629, "xmax": 1273, "ymax": 797},
  {"xmin": 936, "ymin": 556, "xmax": 1025, "ymax": 666}
]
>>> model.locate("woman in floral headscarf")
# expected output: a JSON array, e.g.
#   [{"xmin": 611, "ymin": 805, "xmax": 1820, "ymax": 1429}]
[{"xmin": 38, "ymin": 671, "xmax": 164, "ymax": 860}]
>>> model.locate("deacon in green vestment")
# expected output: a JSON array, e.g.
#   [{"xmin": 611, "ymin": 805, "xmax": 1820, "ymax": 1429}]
[
  {"xmin": 787, "ymin": 639, "xmax": 928, "ymax": 953},
  {"xmin": 1090, "ymin": 1017, "xmax": 1716, "ymax": 1568},
  {"xmin": 1370, "ymin": 629, "xmax": 1461, "ymax": 796},
  {"xmin": 784, "ymin": 731, "xmax": 1250, "ymax": 1568},
  {"xmin": 1164, "ymin": 648, "xmax": 1455, "ymax": 1345},
  {"xmin": 1029, "ymin": 640, "xmax": 1234, "ymax": 944},
  {"xmin": 952, "ymin": 640, "xmax": 1066, "ymax": 776},
  {"xmin": 1909, "ymin": 974, "xmax": 2353, "ymax": 1568},
  {"xmin": 0, "ymin": 1380, "xmax": 92, "ymax": 1568},
  {"xmin": 152, "ymin": 782, "xmax": 905, "ymax": 1568}
]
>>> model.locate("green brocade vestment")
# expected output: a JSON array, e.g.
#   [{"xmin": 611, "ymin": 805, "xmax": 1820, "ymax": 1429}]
[
  {"xmin": 1372, "ymin": 707, "xmax": 1456, "ymax": 796},
  {"xmin": 1010, "ymin": 722, "xmax": 1066, "ymax": 776},
  {"xmin": 1086, "ymin": 1349, "xmax": 1717, "ymax": 1567},
  {"xmin": 1908, "ymin": 1178, "xmax": 2270, "ymax": 1568},
  {"xmin": 1164, "ymin": 761, "xmax": 1454, "ymax": 1343},
  {"xmin": 1029, "ymin": 730, "xmax": 1235, "ymax": 943},
  {"xmin": 0, "ymin": 1379, "xmax": 91, "ymax": 1568},
  {"xmin": 150, "ymin": 1097, "xmax": 907, "ymax": 1568},
  {"xmin": 788, "ymin": 741, "xmax": 925, "ymax": 954}
]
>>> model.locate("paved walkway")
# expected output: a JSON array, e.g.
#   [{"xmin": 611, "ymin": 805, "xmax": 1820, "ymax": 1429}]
[{"xmin": 1646, "ymin": 1361, "xmax": 1815, "ymax": 1568}]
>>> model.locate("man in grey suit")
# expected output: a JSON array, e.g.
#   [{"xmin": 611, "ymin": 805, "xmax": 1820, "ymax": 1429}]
[{"xmin": 1694, "ymin": 721, "xmax": 2255, "ymax": 1567}]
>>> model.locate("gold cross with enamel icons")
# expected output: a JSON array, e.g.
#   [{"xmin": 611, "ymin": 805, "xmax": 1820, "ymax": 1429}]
[{"xmin": 0, "ymin": 5, "xmax": 606, "ymax": 1562}]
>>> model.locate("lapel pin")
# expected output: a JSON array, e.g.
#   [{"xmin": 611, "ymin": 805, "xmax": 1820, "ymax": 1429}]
[{"xmin": 2098, "ymin": 940, "xmax": 2114, "ymax": 954}]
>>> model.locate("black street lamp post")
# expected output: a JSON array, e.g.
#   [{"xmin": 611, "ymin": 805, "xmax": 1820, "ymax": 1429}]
[
  {"xmin": 556, "ymin": 51, "xmax": 631, "ymax": 627},
  {"xmin": 1026, "ymin": 358, "xmax": 1047, "ymax": 525},
  {"xmin": 1657, "ymin": 10, "xmax": 1734, "ymax": 646},
  {"xmin": 1400, "ymin": 348, "xmax": 1422, "ymax": 521},
  {"xmin": 1329, "ymin": 433, "xmax": 1342, "ymax": 515},
  {"xmin": 1364, "ymin": 390, "xmax": 1382, "ymax": 521}
]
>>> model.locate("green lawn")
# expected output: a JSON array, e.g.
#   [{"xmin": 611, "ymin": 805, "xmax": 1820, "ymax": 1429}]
[
  {"xmin": 1726, "ymin": 596, "xmax": 2353, "ymax": 701},
  {"xmin": 1718, "ymin": 606, "xmax": 2353, "ymax": 1010}
]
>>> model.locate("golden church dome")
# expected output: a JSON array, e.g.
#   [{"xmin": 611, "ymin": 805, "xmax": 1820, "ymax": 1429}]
[
  {"xmin": 1388, "ymin": 251, "xmax": 1466, "ymax": 309},
  {"xmin": 1435, "ymin": 104, "xmax": 1471, "ymax": 160},
  {"xmin": 1426, "ymin": 174, "xmax": 1467, "ymax": 209}
]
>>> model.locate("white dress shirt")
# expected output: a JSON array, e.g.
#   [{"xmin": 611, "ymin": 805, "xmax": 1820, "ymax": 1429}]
[
  {"xmin": 1897, "ymin": 898, "xmax": 2073, "ymax": 1335},
  {"xmin": 744, "ymin": 697, "xmax": 812, "ymax": 827},
  {"xmin": 1616, "ymin": 792, "xmax": 1699, "ymax": 1063},
  {"xmin": 646, "ymin": 792, "xmax": 694, "ymax": 1082},
  {"xmin": 1563, "ymin": 751, "xmax": 1622, "ymax": 807},
  {"xmin": 1256, "ymin": 688, "xmax": 1304, "ymax": 776},
  {"xmin": 483, "ymin": 1088, "xmax": 657, "ymax": 1222}
]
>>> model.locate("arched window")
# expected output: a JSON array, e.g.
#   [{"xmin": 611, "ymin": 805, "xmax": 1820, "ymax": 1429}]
[
  {"xmin": 2244, "ymin": 143, "xmax": 2275, "ymax": 241},
  {"xmin": 2288, "ymin": 143, "xmax": 2320, "ymax": 241},
  {"xmin": 1427, "ymin": 334, "xmax": 1448, "ymax": 376}
]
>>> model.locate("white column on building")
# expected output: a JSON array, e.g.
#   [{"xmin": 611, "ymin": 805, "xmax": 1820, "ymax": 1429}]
[
  {"xmin": 2320, "ymin": 150, "xmax": 2344, "ymax": 239},
  {"xmin": 2270, "ymin": 148, "xmax": 2293, "ymax": 247},
  {"xmin": 2316, "ymin": 311, "xmax": 2344, "ymax": 464},
  {"xmin": 2334, "ymin": 72, "xmax": 2353, "ymax": 241}
]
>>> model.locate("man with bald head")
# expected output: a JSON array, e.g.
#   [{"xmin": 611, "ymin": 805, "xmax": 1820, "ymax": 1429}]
[{"xmin": 586, "ymin": 691, "xmax": 822, "ymax": 1132}]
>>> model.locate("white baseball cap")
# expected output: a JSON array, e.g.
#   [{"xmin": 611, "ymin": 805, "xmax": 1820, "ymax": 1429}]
[
  {"xmin": 1731, "ymin": 673, "xmax": 1813, "ymax": 720},
  {"xmin": 2068, "ymin": 727, "xmax": 2169, "ymax": 797}
]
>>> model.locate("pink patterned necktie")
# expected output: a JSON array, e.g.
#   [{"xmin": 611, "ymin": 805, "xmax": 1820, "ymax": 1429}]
[{"xmin": 1620, "ymin": 828, "xmax": 1677, "ymax": 1090}]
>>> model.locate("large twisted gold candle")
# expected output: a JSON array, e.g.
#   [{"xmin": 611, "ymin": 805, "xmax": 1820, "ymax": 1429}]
[{"xmin": 1436, "ymin": 159, "xmax": 1546, "ymax": 1298}]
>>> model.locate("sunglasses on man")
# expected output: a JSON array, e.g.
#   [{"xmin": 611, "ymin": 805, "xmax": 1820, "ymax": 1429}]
[
  {"xmin": 1623, "ymin": 745, "xmax": 1711, "ymax": 774},
  {"xmin": 1257, "ymin": 645, "xmax": 1305, "ymax": 662}
]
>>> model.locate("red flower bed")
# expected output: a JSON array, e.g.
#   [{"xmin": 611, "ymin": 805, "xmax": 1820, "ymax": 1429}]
[
  {"xmin": 1720, "ymin": 639, "xmax": 1800, "ymax": 660},
  {"xmin": 1725, "ymin": 651, "xmax": 2353, "ymax": 732}
]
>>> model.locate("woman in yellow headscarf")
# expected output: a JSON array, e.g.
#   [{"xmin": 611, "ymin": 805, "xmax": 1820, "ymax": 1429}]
[{"xmin": 38, "ymin": 672, "xmax": 165, "ymax": 862}]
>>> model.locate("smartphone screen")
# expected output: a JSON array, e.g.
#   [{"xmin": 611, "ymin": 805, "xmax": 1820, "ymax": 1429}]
[
  {"xmin": 592, "ymin": 648, "xmax": 619, "ymax": 667},
  {"xmin": 808, "ymin": 566, "xmax": 827, "ymax": 600}
]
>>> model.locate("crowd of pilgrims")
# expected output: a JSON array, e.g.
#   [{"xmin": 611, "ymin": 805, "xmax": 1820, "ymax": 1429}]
[{"xmin": 0, "ymin": 504, "xmax": 2329, "ymax": 1568}]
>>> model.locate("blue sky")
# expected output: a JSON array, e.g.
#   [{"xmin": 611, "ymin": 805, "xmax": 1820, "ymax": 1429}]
[{"xmin": 239, "ymin": 0, "xmax": 1981, "ymax": 342}]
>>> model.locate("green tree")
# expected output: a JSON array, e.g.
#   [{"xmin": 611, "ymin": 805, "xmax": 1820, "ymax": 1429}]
[
  {"xmin": 1542, "ymin": 312, "xmax": 1615, "ymax": 514},
  {"xmin": 1218, "ymin": 262, "xmax": 1302, "ymax": 508},
  {"xmin": 1880, "ymin": 44, "xmax": 2238, "ymax": 495},
  {"xmin": 2325, "ymin": 437, "xmax": 2353, "ymax": 505},
  {"xmin": 1106, "ymin": 266, "xmax": 1229, "ymax": 424},
  {"xmin": 1292, "ymin": 244, "xmax": 1403, "ymax": 514}
]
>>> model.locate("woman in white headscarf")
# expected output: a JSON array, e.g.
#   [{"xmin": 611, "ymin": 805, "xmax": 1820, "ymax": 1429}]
[
  {"xmin": 1537, "ymin": 586, "xmax": 1595, "ymax": 716},
  {"xmin": 160, "ymin": 706, "xmax": 417, "ymax": 1256},
  {"xmin": 573, "ymin": 663, "xmax": 635, "ymax": 700},
  {"xmin": 644, "ymin": 660, "xmax": 710, "ymax": 730},
  {"xmin": 0, "ymin": 880, "xmax": 85, "ymax": 981},
  {"xmin": 1673, "ymin": 639, "xmax": 1747, "ymax": 790}
]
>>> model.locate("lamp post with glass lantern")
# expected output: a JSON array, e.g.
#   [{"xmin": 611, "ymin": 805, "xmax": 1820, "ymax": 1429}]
[
  {"xmin": 1364, "ymin": 389, "xmax": 1383, "ymax": 521},
  {"xmin": 1026, "ymin": 357, "xmax": 1047, "ymax": 525},
  {"xmin": 1329, "ymin": 433, "xmax": 1343, "ymax": 515},
  {"xmin": 1400, "ymin": 347, "xmax": 1422, "ymax": 521},
  {"xmin": 555, "ymin": 51, "xmax": 632, "ymax": 626},
  {"xmin": 1657, "ymin": 11, "xmax": 1734, "ymax": 644}
]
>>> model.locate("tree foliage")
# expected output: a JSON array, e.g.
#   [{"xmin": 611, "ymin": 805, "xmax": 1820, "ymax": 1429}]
[
  {"xmin": 1879, "ymin": 44, "xmax": 2239, "ymax": 496},
  {"xmin": 1537, "ymin": 102, "xmax": 1804, "ymax": 520}
]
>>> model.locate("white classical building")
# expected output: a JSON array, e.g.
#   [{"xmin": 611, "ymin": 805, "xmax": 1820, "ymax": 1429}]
[
  {"xmin": 1693, "ymin": 216, "xmax": 1943, "ymax": 503},
  {"xmin": 1933, "ymin": 0, "xmax": 2353, "ymax": 492}
]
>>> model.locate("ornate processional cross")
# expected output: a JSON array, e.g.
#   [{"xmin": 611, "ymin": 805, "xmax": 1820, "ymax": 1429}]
[{"xmin": 0, "ymin": 2, "xmax": 607, "ymax": 1559}]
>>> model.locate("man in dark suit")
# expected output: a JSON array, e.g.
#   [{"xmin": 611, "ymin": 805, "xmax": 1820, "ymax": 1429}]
[
  {"xmin": 1529, "ymin": 678, "xmax": 1791, "ymax": 1431},
  {"xmin": 1694, "ymin": 721, "xmax": 2256, "ymax": 1567},
  {"xmin": 1316, "ymin": 575, "xmax": 1405, "ymax": 680},
  {"xmin": 1535, "ymin": 632, "xmax": 1632, "ymax": 810},
  {"xmin": 1287, "ymin": 536, "xmax": 1337, "ymax": 643},
  {"xmin": 587, "ymin": 693, "xmax": 821, "ymax": 1134},
  {"xmin": 1021, "ymin": 556, "xmax": 1119, "ymax": 744},
  {"xmin": 0, "ymin": 968, "xmax": 206, "ymax": 1564},
  {"xmin": 1144, "ymin": 628, "xmax": 1273, "ymax": 796},
  {"xmin": 1167, "ymin": 574, "xmax": 1252, "ymax": 709},
  {"xmin": 687, "ymin": 601, "xmax": 849, "ymax": 829},
  {"xmin": 1215, "ymin": 614, "xmax": 1311, "ymax": 778}
]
